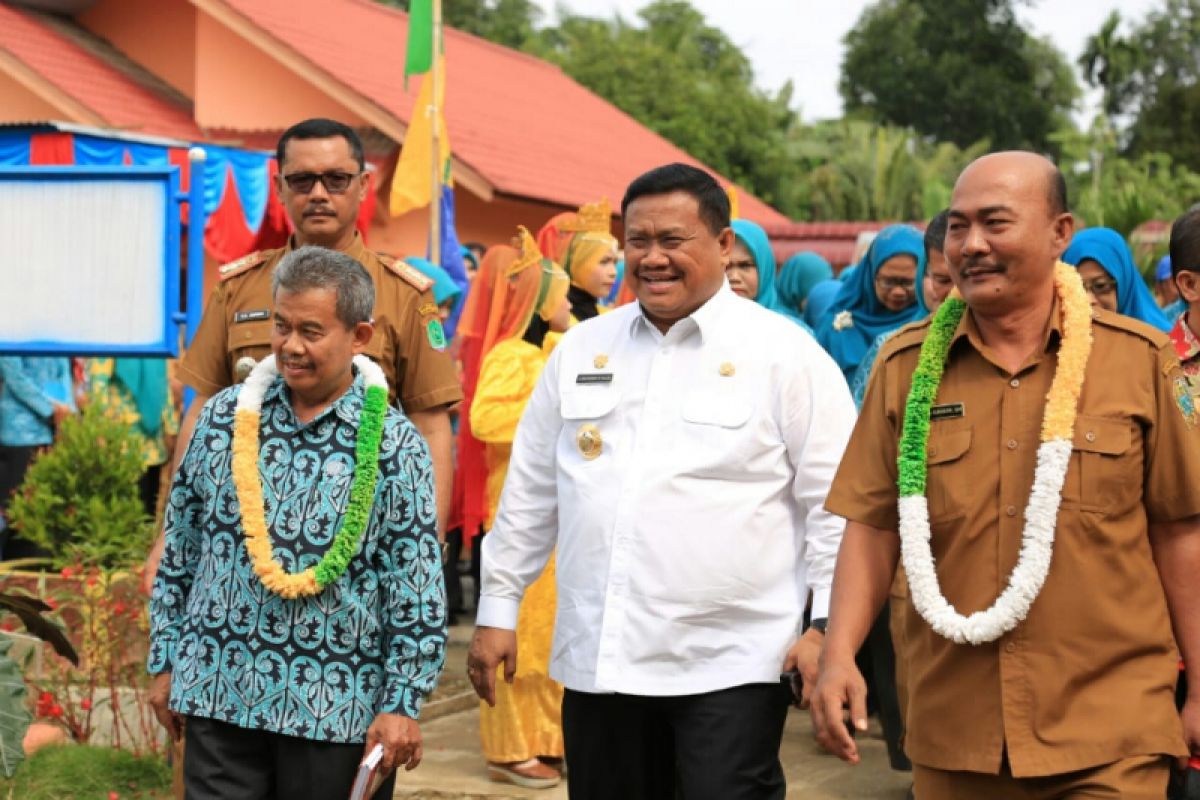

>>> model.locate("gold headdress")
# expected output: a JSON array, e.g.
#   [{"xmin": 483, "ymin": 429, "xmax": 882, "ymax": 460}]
[
  {"xmin": 559, "ymin": 198, "xmax": 613, "ymax": 236},
  {"xmin": 507, "ymin": 226, "xmax": 543, "ymax": 276}
]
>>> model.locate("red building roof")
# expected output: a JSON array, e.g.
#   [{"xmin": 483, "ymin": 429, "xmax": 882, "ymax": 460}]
[
  {"xmin": 214, "ymin": 0, "xmax": 790, "ymax": 225},
  {"xmin": 0, "ymin": 4, "xmax": 202, "ymax": 141},
  {"xmin": 764, "ymin": 221, "xmax": 900, "ymax": 268}
]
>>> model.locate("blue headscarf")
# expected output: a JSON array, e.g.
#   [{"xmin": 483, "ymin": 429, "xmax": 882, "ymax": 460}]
[
  {"xmin": 815, "ymin": 224, "xmax": 925, "ymax": 381},
  {"xmin": 732, "ymin": 220, "xmax": 806, "ymax": 326},
  {"xmin": 1063, "ymin": 227, "xmax": 1171, "ymax": 332},
  {"xmin": 804, "ymin": 280, "xmax": 842, "ymax": 329},
  {"xmin": 777, "ymin": 252, "xmax": 833, "ymax": 316},
  {"xmin": 1155, "ymin": 255, "xmax": 1173, "ymax": 282},
  {"xmin": 605, "ymin": 259, "xmax": 625, "ymax": 306}
]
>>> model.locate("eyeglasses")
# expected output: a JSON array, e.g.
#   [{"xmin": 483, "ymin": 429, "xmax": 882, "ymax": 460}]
[
  {"xmin": 280, "ymin": 171, "xmax": 360, "ymax": 194},
  {"xmin": 1082, "ymin": 278, "xmax": 1117, "ymax": 296},
  {"xmin": 875, "ymin": 275, "xmax": 916, "ymax": 292}
]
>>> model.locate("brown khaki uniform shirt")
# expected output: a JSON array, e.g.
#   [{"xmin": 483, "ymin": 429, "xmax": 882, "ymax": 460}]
[
  {"xmin": 178, "ymin": 234, "xmax": 462, "ymax": 412},
  {"xmin": 825, "ymin": 298, "xmax": 1200, "ymax": 777}
]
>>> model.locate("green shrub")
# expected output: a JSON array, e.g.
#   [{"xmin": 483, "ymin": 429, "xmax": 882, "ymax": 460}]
[
  {"xmin": 6, "ymin": 403, "xmax": 152, "ymax": 569},
  {"xmin": 0, "ymin": 744, "xmax": 170, "ymax": 799}
]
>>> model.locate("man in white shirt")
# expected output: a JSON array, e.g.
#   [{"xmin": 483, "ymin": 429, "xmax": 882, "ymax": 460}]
[{"xmin": 466, "ymin": 163, "xmax": 855, "ymax": 799}]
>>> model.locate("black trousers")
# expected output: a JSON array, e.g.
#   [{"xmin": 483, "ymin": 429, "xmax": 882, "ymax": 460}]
[
  {"xmin": 183, "ymin": 716, "xmax": 397, "ymax": 800},
  {"xmin": 562, "ymin": 682, "xmax": 790, "ymax": 800}
]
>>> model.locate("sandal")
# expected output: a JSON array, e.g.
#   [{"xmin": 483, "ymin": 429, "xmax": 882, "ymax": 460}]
[{"xmin": 487, "ymin": 758, "xmax": 562, "ymax": 789}]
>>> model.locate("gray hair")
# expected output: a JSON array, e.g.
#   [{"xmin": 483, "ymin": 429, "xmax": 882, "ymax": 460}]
[{"xmin": 272, "ymin": 245, "xmax": 374, "ymax": 328}]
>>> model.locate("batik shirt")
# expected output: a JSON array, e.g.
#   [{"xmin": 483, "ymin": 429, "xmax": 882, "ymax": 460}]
[
  {"xmin": 148, "ymin": 374, "xmax": 446, "ymax": 743},
  {"xmin": 1169, "ymin": 310, "xmax": 1200, "ymax": 423}
]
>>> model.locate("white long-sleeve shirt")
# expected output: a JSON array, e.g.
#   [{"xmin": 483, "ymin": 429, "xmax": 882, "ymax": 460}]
[{"xmin": 478, "ymin": 285, "xmax": 855, "ymax": 696}]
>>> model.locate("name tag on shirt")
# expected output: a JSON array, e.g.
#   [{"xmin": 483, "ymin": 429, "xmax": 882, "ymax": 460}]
[
  {"xmin": 930, "ymin": 402, "xmax": 965, "ymax": 421},
  {"xmin": 235, "ymin": 309, "xmax": 270, "ymax": 323},
  {"xmin": 576, "ymin": 373, "xmax": 614, "ymax": 385}
]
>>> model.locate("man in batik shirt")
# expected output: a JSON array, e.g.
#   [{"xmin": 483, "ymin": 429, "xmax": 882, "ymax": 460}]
[
  {"xmin": 1168, "ymin": 208, "xmax": 1200, "ymax": 420},
  {"xmin": 149, "ymin": 246, "xmax": 446, "ymax": 799}
]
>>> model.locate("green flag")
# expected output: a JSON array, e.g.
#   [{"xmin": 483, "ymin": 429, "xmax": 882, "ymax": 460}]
[{"xmin": 405, "ymin": 0, "xmax": 433, "ymax": 87}]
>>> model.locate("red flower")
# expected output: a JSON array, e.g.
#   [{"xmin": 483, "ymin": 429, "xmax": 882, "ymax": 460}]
[
  {"xmin": 85, "ymin": 577, "xmax": 97, "ymax": 588},
  {"xmin": 109, "ymin": 792, "xmax": 120, "ymax": 800},
  {"xmin": 49, "ymin": 704, "xmax": 63, "ymax": 718},
  {"xmin": 113, "ymin": 602, "xmax": 127, "ymax": 615},
  {"xmin": 81, "ymin": 698, "xmax": 92, "ymax": 711},
  {"xmin": 38, "ymin": 691, "xmax": 53, "ymax": 703},
  {"xmin": 44, "ymin": 598, "xmax": 58, "ymax": 610},
  {"xmin": 60, "ymin": 567, "xmax": 74, "ymax": 579}
]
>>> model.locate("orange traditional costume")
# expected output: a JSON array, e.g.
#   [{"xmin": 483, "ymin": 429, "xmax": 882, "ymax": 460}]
[
  {"xmin": 537, "ymin": 199, "xmax": 620, "ymax": 322},
  {"xmin": 460, "ymin": 229, "xmax": 570, "ymax": 785}
]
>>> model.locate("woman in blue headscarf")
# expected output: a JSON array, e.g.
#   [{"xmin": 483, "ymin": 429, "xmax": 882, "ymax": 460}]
[
  {"xmin": 815, "ymin": 224, "xmax": 926, "ymax": 382},
  {"xmin": 728, "ymin": 219, "xmax": 810, "ymax": 329},
  {"xmin": 777, "ymin": 252, "xmax": 833, "ymax": 319},
  {"xmin": 1062, "ymin": 227, "xmax": 1171, "ymax": 332},
  {"xmin": 803, "ymin": 280, "xmax": 842, "ymax": 329}
]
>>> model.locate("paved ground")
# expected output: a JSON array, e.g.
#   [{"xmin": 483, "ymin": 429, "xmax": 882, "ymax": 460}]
[{"xmin": 396, "ymin": 623, "xmax": 912, "ymax": 799}]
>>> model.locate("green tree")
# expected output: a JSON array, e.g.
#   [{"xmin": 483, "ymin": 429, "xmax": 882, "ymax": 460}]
[
  {"xmin": 377, "ymin": 0, "xmax": 542, "ymax": 49},
  {"xmin": 1079, "ymin": 0, "xmax": 1200, "ymax": 170},
  {"xmin": 839, "ymin": 0, "xmax": 1079, "ymax": 153},
  {"xmin": 536, "ymin": 1, "xmax": 804, "ymax": 216}
]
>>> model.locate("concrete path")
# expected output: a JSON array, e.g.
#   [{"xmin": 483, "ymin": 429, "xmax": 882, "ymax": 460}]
[{"xmin": 395, "ymin": 624, "xmax": 912, "ymax": 799}]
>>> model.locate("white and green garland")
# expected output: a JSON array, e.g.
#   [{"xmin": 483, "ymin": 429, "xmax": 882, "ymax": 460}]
[{"xmin": 897, "ymin": 262, "xmax": 1093, "ymax": 644}]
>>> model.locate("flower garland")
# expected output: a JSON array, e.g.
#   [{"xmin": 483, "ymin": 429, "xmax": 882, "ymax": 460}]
[
  {"xmin": 231, "ymin": 355, "xmax": 388, "ymax": 599},
  {"xmin": 897, "ymin": 261, "xmax": 1092, "ymax": 644}
]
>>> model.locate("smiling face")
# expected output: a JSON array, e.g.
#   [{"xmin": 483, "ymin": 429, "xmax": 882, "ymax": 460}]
[
  {"xmin": 944, "ymin": 153, "xmax": 1074, "ymax": 317},
  {"xmin": 624, "ymin": 191, "xmax": 733, "ymax": 332},
  {"xmin": 725, "ymin": 239, "xmax": 760, "ymax": 300},
  {"xmin": 271, "ymin": 286, "xmax": 372, "ymax": 408},
  {"xmin": 275, "ymin": 136, "xmax": 367, "ymax": 251}
]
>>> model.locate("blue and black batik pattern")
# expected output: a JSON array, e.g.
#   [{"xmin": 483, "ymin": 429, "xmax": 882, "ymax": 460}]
[{"xmin": 148, "ymin": 376, "xmax": 446, "ymax": 744}]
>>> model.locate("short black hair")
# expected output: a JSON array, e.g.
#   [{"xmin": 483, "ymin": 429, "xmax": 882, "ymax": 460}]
[
  {"xmin": 1048, "ymin": 166, "xmax": 1068, "ymax": 216},
  {"xmin": 924, "ymin": 209, "xmax": 950, "ymax": 260},
  {"xmin": 621, "ymin": 163, "xmax": 730, "ymax": 236},
  {"xmin": 276, "ymin": 118, "xmax": 365, "ymax": 171},
  {"xmin": 1170, "ymin": 207, "xmax": 1200, "ymax": 277}
]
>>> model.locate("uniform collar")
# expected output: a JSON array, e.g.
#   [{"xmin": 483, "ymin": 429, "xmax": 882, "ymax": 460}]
[
  {"xmin": 1170, "ymin": 311, "xmax": 1200, "ymax": 363},
  {"xmin": 950, "ymin": 291, "xmax": 1063, "ymax": 373},
  {"xmin": 628, "ymin": 282, "xmax": 734, "ymax": 345},
  {"xmin": 263, "ymin": 370, "xmax": 366, "ymax": 431},
  {"xmin": 286, "ymin": 231, "xmax": 368, "ymax": 263}
]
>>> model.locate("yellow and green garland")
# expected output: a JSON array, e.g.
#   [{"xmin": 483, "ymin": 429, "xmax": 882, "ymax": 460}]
[
  {"xmin": 232, "ymin": 355, "xmax": 387, "ymax": 599},
  {"xmin": 897, "ymin": 262, "xmax": 1092, "ymax": 644}
]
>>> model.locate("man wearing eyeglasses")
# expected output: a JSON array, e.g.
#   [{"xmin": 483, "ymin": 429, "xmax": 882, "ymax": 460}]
[{"xmin": 144, "ymin": 118, "xmax": 462, "ymax": 591}]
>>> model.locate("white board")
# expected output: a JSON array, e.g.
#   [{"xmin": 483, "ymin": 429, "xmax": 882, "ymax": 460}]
[{"xmin": 0, "ymin": 167, "xmax": 180, "ymax": 355}]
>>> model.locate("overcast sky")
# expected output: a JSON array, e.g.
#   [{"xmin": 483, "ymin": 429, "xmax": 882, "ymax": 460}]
[{"xmin": 545, "ymin": 0, "xmax": 1158, "ymax": 123}]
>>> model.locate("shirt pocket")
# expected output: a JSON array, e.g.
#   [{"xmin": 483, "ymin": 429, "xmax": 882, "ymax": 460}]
[
  {"xmin": 678, "ymin": 389, "xmax": 754, "ymax": 472},
  {"xmin": 559, "ymin": 388, "xmax": 620, "ymax": 464},
  {"xmin": 226, "ymin": 320, "xmax": 273, "ymax": 381},
  {"xmin": 1067, "ymin": 414, "xmax": 1135, "ymax": 513},
  {"xmin": 926, "ymin": 427, "xmax": 972, "ymax": 523}
]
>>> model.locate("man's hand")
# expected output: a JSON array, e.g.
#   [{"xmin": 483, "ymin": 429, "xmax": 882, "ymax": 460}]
[
  {"xmin": 1180, "ymin": 693, "xmax": 1200, "ymax": 771},
  {"xmin": 51, "ymin": 403, "xmax": 74, "ymax": 428},
  {"xmin": 781, "ymin": 627, "xmax": 824, "ymax": 708},
  {"xmin": 466, "ymin": 626, "xmax": 517, "ymax": 707},
  {"xmin": 810, "ymin": 655, "xmax": 869, "ymax": 764},
  {"xmin": 149, "ymin": 672, "xmax": 183, "ymax": 741},
  {"xmin": 364, "ymin": 713, "xmax": 423, "ymax": 774}
]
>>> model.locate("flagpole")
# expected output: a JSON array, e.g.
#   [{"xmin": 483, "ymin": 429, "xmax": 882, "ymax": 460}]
[{"xmin": 429, "ymin": 0, "xmax": 443, "ymax": 267}]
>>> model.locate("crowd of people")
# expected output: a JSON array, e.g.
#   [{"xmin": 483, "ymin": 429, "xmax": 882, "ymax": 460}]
[{"xmin": 3, "ymin": 115, "xmax": 1200, "ymax": 799}]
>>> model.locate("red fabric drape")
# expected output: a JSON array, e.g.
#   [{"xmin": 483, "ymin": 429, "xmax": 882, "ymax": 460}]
[{"xmin": 29, "ymin": 132, "xmax": 73, "ymax": 165}]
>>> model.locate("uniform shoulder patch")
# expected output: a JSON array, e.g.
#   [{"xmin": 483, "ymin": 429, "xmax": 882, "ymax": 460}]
[
  {"xmin": 218, "ymin": 251, "xmax": 269, "ymax": 281},
  {"xmin": 379, "ymin": 255, "xmax": 434, "ymax": 293}
]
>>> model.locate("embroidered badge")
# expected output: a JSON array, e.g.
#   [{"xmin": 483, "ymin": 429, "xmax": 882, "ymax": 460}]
[
  {"xmin": 576, "ymin": 424, "xmax": 603, "ymax": 460},
  {"xmin": 833, "ymin": 310, "xmax": 854, "ymax": 331},
  {"xmin": 418, "ymin": 302, "xmax": 439, "ymax": 317},
  {"xmin": 719, "ymin": 362, "xmax": 735, "ymax": 377},
  {"xmin": 594, "ymin": 354, "xmax": 609, "ymax": 369},
  {"xmin": 1174, "ymin": 374, "xmax": 1198, "ymax": 427},
  {"xmin": 426, "ymin": 319, "xmax": 447, "ymax": 351}
]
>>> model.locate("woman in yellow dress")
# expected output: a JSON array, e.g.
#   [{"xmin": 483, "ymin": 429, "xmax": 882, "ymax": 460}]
[
  {"xmin": 462, "ymin": 228, "xmax": 571, "ymax": 789},
  {"xmin": 536, "ymin": 199, "xmax": 619, "ymax": 323}
]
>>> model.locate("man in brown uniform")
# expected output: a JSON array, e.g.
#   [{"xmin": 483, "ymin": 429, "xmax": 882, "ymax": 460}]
[
  {"xmin": 144, "ymin": 118, "xmax": 462, "ymax": 587},
  {"xmin": 812, "ymin": 151, "xmax": 1200, "ymax": 797}
]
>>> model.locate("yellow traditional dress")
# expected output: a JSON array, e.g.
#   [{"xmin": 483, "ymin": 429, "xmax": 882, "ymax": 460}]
[{"xmin": 471, "ymin": 336, "xmax": 563, "ymax": 763}]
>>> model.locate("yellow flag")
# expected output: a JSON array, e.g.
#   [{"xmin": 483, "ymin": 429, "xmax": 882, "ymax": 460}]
[{"xmin": 390, "ymin": 57, "xmax": 451, "ymax": 217}]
